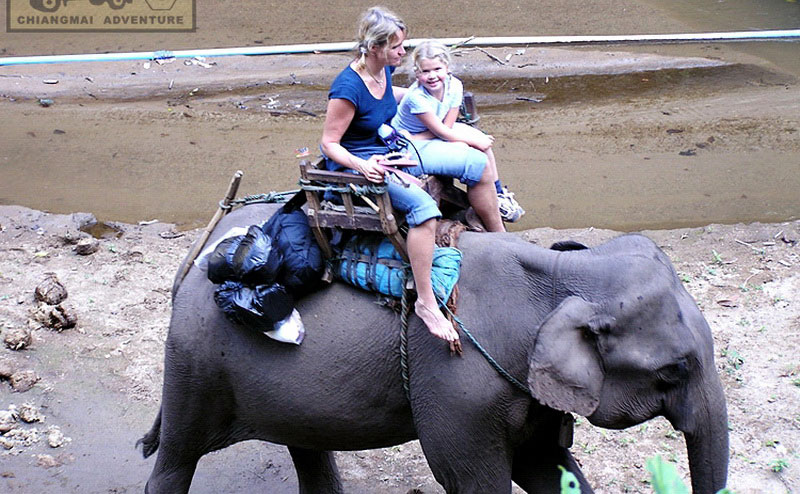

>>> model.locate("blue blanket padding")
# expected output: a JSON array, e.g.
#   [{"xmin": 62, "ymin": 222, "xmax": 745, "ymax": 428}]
[
  {"xmin": 337, "ymin": 235, "xmax": 462, "ymax": 303},
  {"xmin": 262, "ymin": 207, "xmax": 324, "ymax": 295},
  {"xmin": 430, "ymin": 248, "xmax": 462, "ymax": 303}
]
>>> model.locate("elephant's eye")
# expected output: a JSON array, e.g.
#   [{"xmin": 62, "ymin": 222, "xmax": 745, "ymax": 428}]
[
  {"xmin": 579, "ymin": 325, "xmax": 597, "ymax": 340},
  {"xmin": 657, "ymin": 358, "xmax": 689, "ymax": 386}
]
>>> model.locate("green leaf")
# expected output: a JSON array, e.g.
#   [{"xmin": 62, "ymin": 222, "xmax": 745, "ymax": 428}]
[
  {"xmin": 647, "ymin": 455, "xmax": 689, "ymax": 494},
  {"xmin": 559, "ymin": 465, "xmax": 581, "ymax": 494}
]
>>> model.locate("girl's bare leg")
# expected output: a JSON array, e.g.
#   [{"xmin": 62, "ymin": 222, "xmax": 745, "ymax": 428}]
[
  {"xmin": 407, "ymin": 219, "xmax": 459, "ymax": 342},
  {"xmin": 483, "ymin": 147, "xmax": 499, "ymax": 182},
  {"xmin": 468, "ymin": 168, "xmax": 505, "ymax": 232}
]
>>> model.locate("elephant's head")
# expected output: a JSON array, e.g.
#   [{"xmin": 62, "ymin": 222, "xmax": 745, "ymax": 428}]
[{"xmin": 526, "ymin": 246, "xmax": 728, "ymax": 493}]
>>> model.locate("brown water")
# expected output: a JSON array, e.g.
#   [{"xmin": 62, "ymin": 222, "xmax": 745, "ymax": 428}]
[
  {"xmin": 642, "ymin": 0, "xmax": 800, "ymax": 77},
  {"xmin": 1, "ymin": 0, "xmax": 798, "ymax": 231}
]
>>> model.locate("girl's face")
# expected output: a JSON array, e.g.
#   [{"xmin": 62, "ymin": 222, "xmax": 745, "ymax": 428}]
[
  {"xmin": 373, "ymin": 29, "xmax": 407, "ymax": 67},
  {"xmin": 414, "ymin": 57, "xmax": 449, "ymax": 93}
]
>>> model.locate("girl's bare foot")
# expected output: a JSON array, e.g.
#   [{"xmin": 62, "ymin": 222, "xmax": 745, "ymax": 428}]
[{"xmin": 415, "ymin": 300, "xmax": 459, "ymax": 342}]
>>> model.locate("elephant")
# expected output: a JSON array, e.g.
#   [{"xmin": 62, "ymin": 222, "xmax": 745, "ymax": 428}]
[{"xmin": 139, "ymin": 202, "xmax": 728, "ymax": 493}]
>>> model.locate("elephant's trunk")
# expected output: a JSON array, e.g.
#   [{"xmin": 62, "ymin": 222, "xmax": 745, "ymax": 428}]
[{"xmin": 670, "ymin": 375, "xmax": 729, "ymax": 493}]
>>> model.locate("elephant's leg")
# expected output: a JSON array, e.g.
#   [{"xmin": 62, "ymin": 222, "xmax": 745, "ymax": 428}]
[
  {"xmin": 421, "ymin": 435, "xmax": 514, "ymax": 494},
  {"xmin": 409, "ymin": 345, "xmax": 517, "ymax": 492},
  {"xmin": 144, "ymin": 364, "xmax": 236, "ymax": 493},
  {"xmin": 288, "ymin": 447, "xmax": 344, "ymax": 494},
  {"xmin": 414, "ymin": 401, "xmax": 514, "ymax": 494},
  {"xmin": 143, "ymin": 400, "xmax": 206, "ymax": 494},
  {"xmin": 511, "ymin": 440, "xmax": 593, "ymax": 494},
  {"xmin": 144, "ymin": 447, "xmax": 200, "ymax": 494}
]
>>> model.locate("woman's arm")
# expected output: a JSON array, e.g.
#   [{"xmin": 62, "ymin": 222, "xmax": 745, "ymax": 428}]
[
  {"xmin": 320, "ymin": 98, "xmax": 385, "ymax": 183},
  {"xmin": 393, "ymin": 85, "xmax": 408, "ymax": 103},
  {"xmin": 416, "ymin": 110, "xmax": 494, "ymax": 151}
]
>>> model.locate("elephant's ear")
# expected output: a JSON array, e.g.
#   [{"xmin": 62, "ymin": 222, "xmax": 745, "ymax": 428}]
[{"xmin": 528, "ymin": 296, "xmax": 610, "ymax": 416}]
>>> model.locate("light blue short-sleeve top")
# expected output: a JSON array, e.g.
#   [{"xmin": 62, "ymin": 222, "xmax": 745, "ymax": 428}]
[{"xmin": 391, "ymin": 75, "xmax": 463, "ymax": 134}]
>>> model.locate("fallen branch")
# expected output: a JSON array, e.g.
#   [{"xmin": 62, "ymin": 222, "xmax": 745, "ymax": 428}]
[
  {"xmin": 741, "ymin": 271, "xmax": 759, "ymax": 287},
  {"xmin": 735, "ymin": 239, "xmax": 764, "ymax": 252},
  {"xmin": 448, "ymin": 36, "xmax": 475, "ymax": 50},
  {"xmin": 475, "ymin": 47, "xmax": 506, "ymax": 65}
]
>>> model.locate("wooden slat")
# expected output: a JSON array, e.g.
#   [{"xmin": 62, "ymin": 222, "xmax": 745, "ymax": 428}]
[
  {"xmin": 298, "ymin": 155, "xmax": 416, "ymax": 263},
  {"xmin": 307, "ymin": 210, "xmax": 334, "ymax": 259},
  {"xmin": 300, "ymin": 159, "xmax": 333, "ymax": 259},
  {"xmin": 342, "ymin": 192, "xmax": 355, "ymax": 218},
  {"xmin": 315, "ymin": 212, "xmax": 384, "ymax": 230},
  {"xmin": 305, "ymin": 169, "xmax": 372, "ymax": 185}
]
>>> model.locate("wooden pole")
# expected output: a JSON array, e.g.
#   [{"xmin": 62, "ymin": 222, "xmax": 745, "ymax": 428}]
[{"xmin": 173, "ymin": 170, "xmax": 243, "ymax": 291}]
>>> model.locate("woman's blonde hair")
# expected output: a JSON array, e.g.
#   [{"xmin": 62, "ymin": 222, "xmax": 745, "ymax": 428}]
[
  {"xmin": 412, "ymin": 40, "xmax": 451, "ymax": 72},
  {"xmin": 355, "ymin": 6, "xmax": 407, "ymax": 68}
]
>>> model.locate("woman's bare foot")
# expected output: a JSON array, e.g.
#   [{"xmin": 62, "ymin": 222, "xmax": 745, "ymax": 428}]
[{"xmin": 415, "ymin": 300, "xmax": 459, "ymax": 342}]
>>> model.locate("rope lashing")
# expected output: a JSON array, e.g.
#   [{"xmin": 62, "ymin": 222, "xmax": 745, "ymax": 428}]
[
  {"xmin": 226, "ymin": 189, "xmax": 301, "ymax": 208},
  {"xmin": 439, "ymin": 300, "xmax": 531, "ymax": 396},
  {"xmin": 398, "ymin": 284, "xmax": 531, "ymax": 400},
  {"xmin": 224, "ymin": 182, "xmax": 387, "ymax": 210},
  {"xmin": 399, "ymin": 277, "xmax": 412, "ymax": 400},
  {"xmin": 298, "ymin": 179, "xmax": 387, "ymax": 196}
]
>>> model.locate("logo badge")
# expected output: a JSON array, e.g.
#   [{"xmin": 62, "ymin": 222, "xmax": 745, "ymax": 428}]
[{"xmin": 7, "ymin": 0, "xmax": 195, "ymax": 32}]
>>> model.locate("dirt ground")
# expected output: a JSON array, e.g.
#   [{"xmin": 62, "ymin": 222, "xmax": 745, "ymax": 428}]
[
  {"xmin": 0, "ymin": 207, "xmax": 798, "ymax": 493},
  {"xmin": 1, "ymin": 0, "xmax": 799, "ymax": 493}
]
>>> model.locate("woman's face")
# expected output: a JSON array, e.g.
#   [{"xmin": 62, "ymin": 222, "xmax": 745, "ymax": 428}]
[{"xmin": 373, "ymin": 29, "xmax": 406, "ymax": 67}]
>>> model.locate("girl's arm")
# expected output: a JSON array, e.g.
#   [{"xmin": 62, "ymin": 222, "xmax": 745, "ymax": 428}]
[
  {"xmin": 320, "ymin": 98, "xmax": 385, "ymax": 183},
  {"xmin": 442, "ymin": 107, "xmax": 459, "ymax": 128},
  {"xmin": 416, "ymin": 110, "xmax": 494, "ymax": 151}
]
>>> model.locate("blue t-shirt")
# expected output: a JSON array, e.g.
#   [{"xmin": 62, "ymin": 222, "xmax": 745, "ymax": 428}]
[
  {"xmin": 391, "ymin": 75, "xmax": 463, "ymax": 134},
  {"xmin": 328, "ymin": 65, "xmax": 397, "ymax": 159}
]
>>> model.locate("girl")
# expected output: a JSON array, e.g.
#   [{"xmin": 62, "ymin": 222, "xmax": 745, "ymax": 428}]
[
  {"xmin": 320, "ymin": 7, "xmax": 505, "ymax": 346},
  {"xmin": 392, "ymin": 40, "xmax": 525, "ymax": 222}
]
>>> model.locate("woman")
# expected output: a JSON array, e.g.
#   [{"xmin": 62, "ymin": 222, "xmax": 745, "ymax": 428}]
[{"xmin": 320, "ymin": 6, "xmax": 504, "ymax": 345}]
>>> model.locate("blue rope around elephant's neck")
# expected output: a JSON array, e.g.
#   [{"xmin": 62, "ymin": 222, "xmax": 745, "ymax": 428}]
[
  {"xmin": 439, "ymin": 301, "xmax": 531, "ymax": 396},
  {"xmin": 399, "ymin": 287, "xmax": 531, "ymax": 399}
]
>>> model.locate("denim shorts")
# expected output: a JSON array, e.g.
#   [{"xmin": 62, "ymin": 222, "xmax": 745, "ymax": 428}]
[
  {"xmin": 405, "ymin": 139, "xmax": 488, "ymax": 187},
  {"xmin": 324, "ymin": 140, "xmax": 487, "ymax": 228}
]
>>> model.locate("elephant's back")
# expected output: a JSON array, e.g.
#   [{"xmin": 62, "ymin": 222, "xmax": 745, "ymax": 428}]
[{"xmin": 166, "ymin": 204, "xmax": 416, "ymax": 447}]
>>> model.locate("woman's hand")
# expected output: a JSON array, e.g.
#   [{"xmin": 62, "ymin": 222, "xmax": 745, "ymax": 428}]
[{"xmin": 356, "ymin": 155, "xmax": 386, "ymax": 183}]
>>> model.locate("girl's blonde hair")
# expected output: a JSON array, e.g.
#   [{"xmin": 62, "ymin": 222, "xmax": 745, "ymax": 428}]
[
  {"xmin": 355, "ymin": 6, "xmax": 407, "ymax": 69},
  {"xmin": 412, "ymin": 40, "xmax": 451, "ymax": 72}
]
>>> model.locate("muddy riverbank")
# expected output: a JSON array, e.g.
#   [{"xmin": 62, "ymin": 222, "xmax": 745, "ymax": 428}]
[{"xmin": 1, "ymin": 45, "xmax": 798, "ymax": 232}]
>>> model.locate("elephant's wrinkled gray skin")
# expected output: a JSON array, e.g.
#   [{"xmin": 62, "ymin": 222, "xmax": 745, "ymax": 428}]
[{"xmin": 140, "ymin": 203, "xmax": 728, "ymax": 494}]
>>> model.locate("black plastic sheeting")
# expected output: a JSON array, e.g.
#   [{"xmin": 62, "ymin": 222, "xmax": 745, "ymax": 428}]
[{"xmin": 209, "ymin": 207, "xmax": 323, "ymax": 331}]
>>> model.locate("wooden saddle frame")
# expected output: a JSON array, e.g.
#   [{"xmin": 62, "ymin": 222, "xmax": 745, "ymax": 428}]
[{"xmin": 298, "ymin": 157, "xmax": 470, "ymax": 276}]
